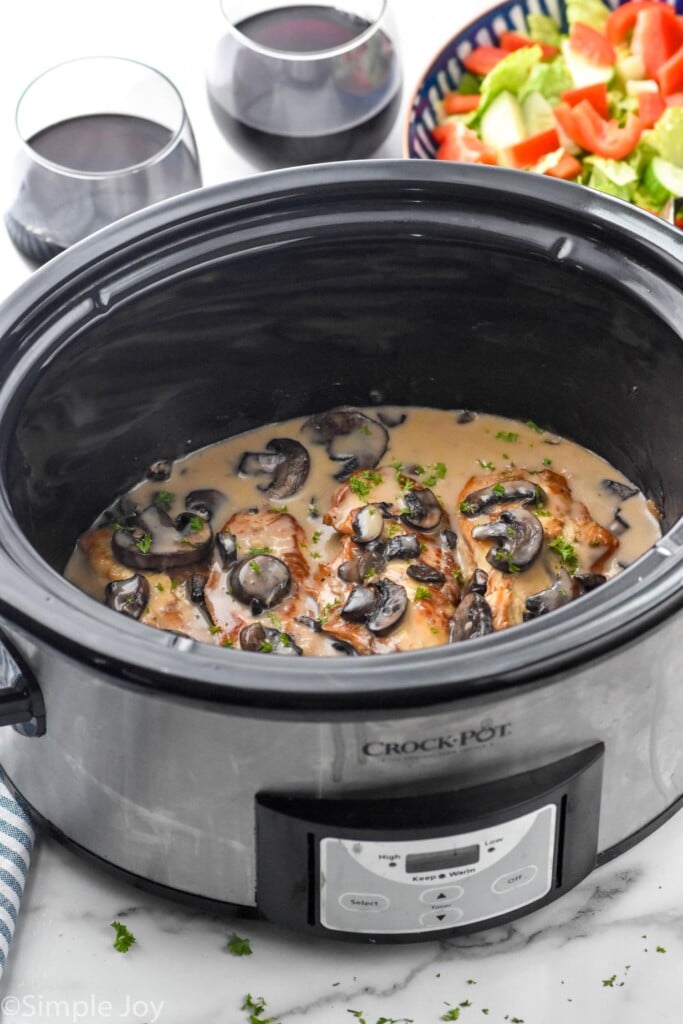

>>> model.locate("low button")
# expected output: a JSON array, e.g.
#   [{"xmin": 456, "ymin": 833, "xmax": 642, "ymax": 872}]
[
  {"xmin": 491, "ymin": 865, "xmax": 539, "ymax": 895},
  {"xmin": 419, "ymin": 886, "xmax": 464, "ymax": 905},
  {"xmin": 339, "ymin": 892, "xmax": 390, "ymax": 913},
  {"xmin": 419, "ymin": 907, "xmax": 464, "ymax": 929}
]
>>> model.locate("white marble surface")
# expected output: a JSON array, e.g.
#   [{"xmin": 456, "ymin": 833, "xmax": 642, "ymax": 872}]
[{"xmin": 1, "ymin": 2, "xmax": 683, "ymax": 1022}]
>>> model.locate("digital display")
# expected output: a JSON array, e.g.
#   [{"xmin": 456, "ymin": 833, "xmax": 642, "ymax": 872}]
[{"xmin": 405, "ymin": 844, "xmax": 480, "ymax": 873}]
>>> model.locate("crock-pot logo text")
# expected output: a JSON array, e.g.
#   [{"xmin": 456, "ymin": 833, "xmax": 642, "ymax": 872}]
[{"xmin": 362, "ymin": 721, "xmax": 512, "ymax": 758}]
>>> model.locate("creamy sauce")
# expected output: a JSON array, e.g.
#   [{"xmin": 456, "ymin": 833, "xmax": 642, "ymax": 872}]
[{"xmin": 65, "ymin": 407, "xmax": 662, "ymax": 655}]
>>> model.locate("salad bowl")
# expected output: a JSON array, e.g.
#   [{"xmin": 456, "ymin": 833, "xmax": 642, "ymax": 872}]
[{"xmin": 403, "ymin": 0, "xmax": 683, "ymax": 220}]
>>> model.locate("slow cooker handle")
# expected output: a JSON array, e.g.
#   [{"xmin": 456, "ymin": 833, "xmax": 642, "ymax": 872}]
[{"xmin": 0, "ymin": 630, "xmax": 45, "ymax": 737}]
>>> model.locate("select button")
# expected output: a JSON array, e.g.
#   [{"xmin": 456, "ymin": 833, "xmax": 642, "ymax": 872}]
[
  {"xmin": 339, "ymin": 892, "xmax": 390, "ymax": 913},
  {"xmin": 491, "ymin": 865, "xmax": 538, "ymax": 894},
  {"xmin": 419, "ymin": 886, "xmax": 464, "ymax": 905}
]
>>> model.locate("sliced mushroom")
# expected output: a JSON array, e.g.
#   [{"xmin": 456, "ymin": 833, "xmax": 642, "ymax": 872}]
[
  {"xmin": 400, "ymin": 488, "xmax": 442, "ymax": 532},
  {"xmin": 189, "ymin": 573, "xmax": 207, "ymax": 604},
  {"xmin": 184, "ymin": 489, "xmax": 226, "ymax": 521},
  {"xmin": 301, "ymin": 408, "xmax": 388, "ymax": 480},
  {"xmin": 574, "ymin": 572, "xmax": 607, "ymax": 595},
  {"xmin": 112, "ymin": 505, "xmax": 213, "ymax": 571},
  {"xmin": 457, "ymin": 410, "xmax": 476, "ymax": 424},
  {"xmin": 351, "ymin": 504, "xmax": 385, "ymax": 545},
  {"xmin": 471, "ymin": 509, "xmax": 544, "ymax": 572},
  {"xmin": 367, "ymin": 579, "xmax": 408, "ymax": 635},
  {"xmin": 459, "ymin": 479, "xmax": 545, "ymax": 517},
  {"xmin": 602, "ymin": 479, "xmax": 639, "ymax": 501},
  {"xmin": 341, "ymin": 585, "xmax": 377, "ymax": 623},
  {"xmin": 384, "ymin": 533, "xmax": 421, "ymax": 561},
  {"xmin": 449, "ymin": 592, "xmax": 493, "ymax": 642},
  {"xmin": 327, "ymin": 637, "xmax": 361, "ymax": 656},
  {"xmin": 238, "ymin": 438, "xmax": 310, "ymax": 499},
  {"xmin": 609, "ymin": 508, "xmax": 630, "ymax": 535},
  {"xmin": 407, "ymin": 562, "xmax": 446, "ymax": 585},
  {"xmin": 216, "ymin": 529, "xmax": 238, "ymax": 567},
  {"xmin": 295, "ymin": 614, "xmax": 322, "ymax": 632},
  {"xmin": 338, "ymin": 545, "xmax": 386, "ymax": 583},
  {"xmin": 228, "ymin": 555, "xmax": 292, "ymax": 610},
  {"xmin": 466, "ymin": 568, "xmax": 489, "ymax": 595},
  {"xmin": 441, "ymin": 528, "xmax": 458, "ymax": 550},
  {"xmin": 104, "ymin": 575, "xmax": 149, "ymax": 619},
  {"xmin": 147, "ymin": 459, "xmax": 172, "ymax": 482},
  {"xmin": 523, "ymin": 568, "xmax": 573, "ymax": 620},
  {"xmin": 239, "ymin": 622, "xmax": 302, "ymax": 656}
]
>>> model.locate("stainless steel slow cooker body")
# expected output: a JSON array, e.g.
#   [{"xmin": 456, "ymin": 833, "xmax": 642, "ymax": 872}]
[{"xmin": 0, "ymin": 162, "xmax": 680, "ymax": 942}]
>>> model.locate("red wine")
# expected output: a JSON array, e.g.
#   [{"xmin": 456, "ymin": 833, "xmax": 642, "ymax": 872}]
[
  {"xmin": 5, "ymin": 114, "xmax": 201, "ymax": 265},
  {"xmin": 207, "ymin": 4, "xmax": 401, "ymax": 168}
]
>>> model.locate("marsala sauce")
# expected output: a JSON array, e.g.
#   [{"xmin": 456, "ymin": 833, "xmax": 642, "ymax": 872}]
[{"xmin": 65, "ymin": 407, "xmax": 662, "ymax": 654}]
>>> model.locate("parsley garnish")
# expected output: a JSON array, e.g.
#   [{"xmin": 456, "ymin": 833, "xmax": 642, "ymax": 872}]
[
  {"xmin": 170, "ymin": 577, "xmax": 179, "ymax": 591},
  {"xmin": 477, "ymin": 459, "xmax": 495, "ymax": 470},
  {"xmin": 249, "ymin": 560, "xmax": 262, "ymax": 574},
  {"xmin": 135, "ymin": 532, "xmax": 152, "ymax": 554},
  {"xmin": 272, "ymin": 504, "xmax": 288, "ymax": 513},
  {"xmin": 549, "ymin": 535, "xmax": 579, "ymax": 574},
  {"xmin": 153, "ymin": 489, "xmax": 175, "ymax": 511},
  {"xmin": 364, "ymin": 566, "xmax": 378, "ymax": 579},
  {"xmin": 491, "ymin": 482, "xmax": 506, "ymax": 497},
  {"xmin": 259, "ymin": 641, "xmax": 274, "ymax": 653},
  {"xmin": 414, "ymin": 586, "xmax": 432, "ymax": 601},
  {"xmin": 208, "ymin": 624, "xmax": 221, "ymax": 635},
  {"xmin": 188, "ymin": 514, "xmax": 205, "ymax": 532},
  {"xmin": 266, "ymin": 612, "xmax": 282, "ymax": 630},
  {"xmin": 452, "ymin": 567, "xmax": 464, "ymax": 584},
  {"xmin": 459, "ymin": 501, "xmax": 477, "ymax": 515},
  {"xmin": 422, "ymin": 461, "xmax": 447, "ymax": 486},
  {"xmin": 359, "ymin": 425, "xmax": 372, "ymax": 436},
  {"xmin": 311, "ymin": 530, "xmax": 322, "ymax": 544},
  {"xmin": 226, "ymin": 932, "xmax": 252, "ymax": 956},
  {"xmin": 349, "ymin": 470, "xmax": 383, "ymax": 500},
  {"xmin": 387, "ymin": 522, "xmax": 401, "ymax": 537},
  {"xmin": 496, "ymin": 430, "xmax": 518, "ymax": 442},
  {"xmin": 111, "ymin": 920, "xmax": 136, "ymax": 953},
  {"xmin": 248, "ymin": 545, "xmax": 272, "ymax": 556},
  {"xmin": 526, "ymin": 420, "xmax": 543, "ymax": 433},
  {"xmin": 155, "ymin": 582, "xmax": 164, "ymax": 592},
  {"xmin": 221, "ymin": 638, "xmax": 234, "ymax": 648},
  {"xmin": 542, "ymin": 457, "xmax": 552, "ymax": 466}
]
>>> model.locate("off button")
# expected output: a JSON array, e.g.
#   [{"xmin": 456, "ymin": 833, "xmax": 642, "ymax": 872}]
[
  {"xmin": 339, "ymin": 893, "xmax": 390, "ymax": 913},
  {"xmin": 491, "ymin": 865, "xmax": 538, "ymax": 894}
]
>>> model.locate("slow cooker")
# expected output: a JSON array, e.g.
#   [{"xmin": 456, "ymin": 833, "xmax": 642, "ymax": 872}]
[{"xmin": 0, "ymin": 161, "xmax": 680, "ymax": 943}]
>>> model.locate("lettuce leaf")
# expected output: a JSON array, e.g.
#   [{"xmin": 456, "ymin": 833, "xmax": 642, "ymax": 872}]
[
  {"xmin": 565, "ymin": 0, "xmax": 610, "ymax": 31},
  {"xmin": 518, "ymin": 57, "xmax": 573, "ymax": 104},
  {"xmin": 527, "ymin": 13, "xmax": 563, "ymax": 48},
  {"xmin": 583, "ymin": 156, "xmax": 638, "ymax": 201},
  {"xmin": 647, "ymin": 107, "xmax": 683, "ymax": 167},
  {"xmin": 474, "ymin": 45, "xmax": 543, "ymax": 121}
]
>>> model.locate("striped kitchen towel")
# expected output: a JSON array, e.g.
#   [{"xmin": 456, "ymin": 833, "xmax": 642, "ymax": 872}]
[{"xmin": 0, "ymin": 779, "xmax": 34, "ymax": 978}]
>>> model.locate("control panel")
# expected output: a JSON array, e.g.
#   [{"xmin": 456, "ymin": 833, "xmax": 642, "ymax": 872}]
[{"xmin": 256, "ymin": 744, "xmax": 603, "ymax": 941}]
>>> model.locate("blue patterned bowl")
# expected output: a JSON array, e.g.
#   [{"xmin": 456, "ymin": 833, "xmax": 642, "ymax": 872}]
[{"xmin": 402, "ymin": 0, "xmax": 675, "ymax": 159}]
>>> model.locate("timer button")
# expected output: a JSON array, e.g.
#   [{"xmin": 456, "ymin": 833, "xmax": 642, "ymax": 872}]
[
  {"xmin": 491, "ymin": 865, "xmax": 538, "ymax": 895},
  {"xmin": 419, "ymin": 886, "xmax": 464, "ymax": 905},
  {"xmin": 418, "ymin": 907, "xmax": 464, "ymax": 929},
  {"xmin": 339, "ymin": 893, "xmax": 390, "ymax": 913}
]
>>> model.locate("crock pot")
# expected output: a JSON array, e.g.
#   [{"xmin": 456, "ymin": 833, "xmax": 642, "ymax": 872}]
[{"xmin": 0, "ymin": 161, "xmax": 681, "ymax": 943}]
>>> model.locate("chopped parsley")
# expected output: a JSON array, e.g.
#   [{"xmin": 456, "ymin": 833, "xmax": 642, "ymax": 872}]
[
  {"xmin": 602, "ymin": 975, "xmax": 617, "ymax": 987},
  {"xmin": 526, "ymin": 420, "xmax": 544, "ymax": 433},
  {"xmin": 266, "ymin": 612, "xmax": 282, "ymax": 630},
  {"xmin": 359, "ymin": 424, "xmax": 372, "ymax": 436},
  {"xmin": 459, "ymin": 1001, "xmax": 472, "ymax": 1008},
  {"xmin": 422, "ymin": 461, "xmax": 447, "ymax": 486},
  {"xmin": 364, "ymin": 566, "xmax": 378, "ymax": 579},
  {"xmin": 311, "ymin": 530, "xmax": 322, "ymax": 544},
  {"xmin": 155, "ymin": 582, "xmax": 164, "ymax": 592},
  {"xmin": 387, "ymin": 523, "xmax": 401, "ymax": 537},
  {"xmin": 221, "ymin": 638, "xmax": 234, "ymax": 648},
  {"xmin": 272, "ymin": 504, "xmax": 288, "ymax": 513},
  {"xmin": 259, "ymin": 641, "xmax": 274, "ymax": 653},
  {"xmin": 452, "ymin": 567, "xmax": 464, "ymax": 584},
  {"xmin": 441, "ymin": 1011, "xmax": 460, "ymax": 1022},
  {"xmin": 414, "ymin": 586, "xmax": 432, "ymax": 601},
  {"xmin": 152, "ymin": 489, "xmax": 175, "ymax": 511},
  {"xmin": 242, "ymin": 993, "xmax": 277, "ymax": 1023},
  {"xmin": 459, "ymin": 501, "xmax": 477, "ymax": 515},
  {"xmin": 549, "ymin": 535, "xmax": 579, "ymax": 574},
  {"xmin": 226, "ymin": 932, "xmax": 252, "ymax": 956},
  {"xmin": 496, "ymin": 430, "xmax": 518, "ymax": 443},
  {"xmin": 311, "ymin": 551, "xmax": 322, "ymax": 559},
  {"xmin": 188, "ymin": 514, "xmax": 205, "ymax": 532},
  {"xmin": 249, "ymin": 560, "xmax": 262, "ymax": 574},
  {"xmin": 170, "ymin": 577, "xmax": 180, "ymax": 591},
  {"xmin": 542, "ymin": 457, "xmax": 552, "ymax": 466},
  {"xmin": 477, "ymin": 459, "xmax": 495, "ymax": 470},
  {"xmin": 135, "ymin": 532, "xmax": 152, "ymax": 554},
  {"xmin": 657, "ymin": 945, "xmax": 666, "ymax": 953},
  {"xmin": 111, "ymin": 920, "xmax": 136, "ymax": 953},
  {"xmin": 248, "ymin": 545, "xmax": 272, "ymax": 556},
  {"xmin": 491, "ymin": 483, "xmax": 506, "ymax": 497},
  {"xmin": 208, "ymin": 624, "xmax": 222, "ymax": 635}
]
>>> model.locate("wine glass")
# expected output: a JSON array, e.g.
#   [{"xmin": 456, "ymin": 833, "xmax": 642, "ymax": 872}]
[
  {"xmin": 206, "ymin": 0, "xmax": 402, "ymax": 169},
  {"xmin": 5, "ymin": 57, "xmax": 202, "ymax": 266}
]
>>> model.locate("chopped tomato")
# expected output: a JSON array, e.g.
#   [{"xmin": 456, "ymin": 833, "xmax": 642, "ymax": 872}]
[
  {"xmin": 568, "ymin": 21, "xmax": 617, "ymax": 65},
  {"xmin": 561, "ymin": 81, "xmax": 609, "ymax": 118},
  {"xmin": 432, "ymin": 121, "xmax": 498, "ymax": 164},
  {"xmin": 544, "ymin": 151, "xmax": 583, "ymax": 179},
  {"xmin": 498, "ymin": 30, "xmax": 559, "ymax": 59},
  {"xmin": 442, "ymin": 92, "xmax": 481, "ymax": 115},
  {"xmin": 462, "ymin": 45, "xmax": 508, "ymax": 76},
  {"xmin": 605, "ymin": 0, "xmax": 657, "ymax": 45},
  {"xmin": 631, "ymin": 5, "xmax": 683, "ymax": 77},
  {"xmin": 503, "ymin": 128, "xmax": 561, "ymax": 168},
  {"xmin": 665, "ymin": 90, "xmax": 683, "ymax": 105},
  {"xmin": 554, "ymin": 100, "xmax": 642, "ymax": 159},
  {"xmin": 638, "ymin": 88, "xmax": 666, "ymax": 126},
  {"xmin": 657, "ymin": 43, "xmax": 683, "ymax": 95}
]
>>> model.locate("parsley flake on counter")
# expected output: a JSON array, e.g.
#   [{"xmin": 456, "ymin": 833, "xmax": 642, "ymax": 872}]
[
  {"xmin": 111, "ymin": 920, "xmax": 136, "ymax": 953},
  {"xmin": 467, "ymin": 980, "xmax": 476, "ymax": 985},
  {"xmin": 311, "ymin": 530, "xmax": 322, "ymax": 544},
  {"xmin": 657, "ymin": 945, "xmax": 667, "ymax": 953},
  {"xmin": 602, "ymin": 974, "xmax": 617, "ymax": 987},
  {"xmin": 459, "ymin": 1000, "xmax": 472, "ymax": 1007},
  {"xmin": 441, "ymin": 1010, "xmax": 460, "ymax": 1021},
  {"xmin": 226, "ymin": 932, "xmax": 252, "ymax": 956},
  {"xmin": 242, "ymin": 993, "xmax": 278, "ymax": 1023},
  {"xmin": 496, "ymin": 430, "xmax": 518, "ymax": 443}
]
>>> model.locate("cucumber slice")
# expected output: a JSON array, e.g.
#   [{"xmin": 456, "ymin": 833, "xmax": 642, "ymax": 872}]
[
  {"xmin": 644, "ymin": 157, "xmax": 683, "ymax": 204},
  {"xmin": 522, "ymin": 92, "xmax": 555, "ymax": 136},
  {"xmin": 480, "ymin": 91, "xmax": 526, "ymax": 150}
]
